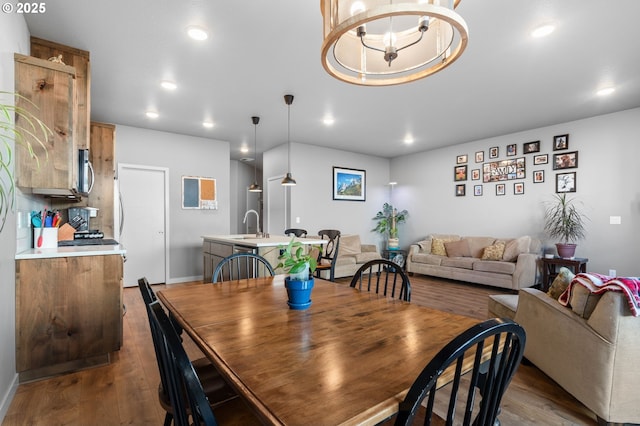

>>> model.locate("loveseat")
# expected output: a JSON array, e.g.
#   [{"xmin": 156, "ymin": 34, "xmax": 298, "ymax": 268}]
[
  {"xmin": 316, "ymin": 234, "xmax": 381, "ymax": 280},
  {"xmin": 514, "ymin": 285, "xmax": 640, "ymax": 424},
  {"xmin": 406, "ymin": 234, "xmax": 540, "ymax": 290}
]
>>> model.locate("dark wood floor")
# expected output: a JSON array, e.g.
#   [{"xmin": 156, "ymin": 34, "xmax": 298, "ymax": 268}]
[{"xmin": 3, "ymin": 275, "xmax": 597, "ymax": 425}]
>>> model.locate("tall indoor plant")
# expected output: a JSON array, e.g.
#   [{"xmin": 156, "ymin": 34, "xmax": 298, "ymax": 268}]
[
  {"xmin": 372, "ymin": 202, "xmax": 408, "ymax": 249},
  {"xmin": 276, "ymin": 238, "xmax": 320, "ymax": 310},
  {"xmin": 0, "ymin": 91, "xmax": 51, "ymax": 233},
  {"xmin": 543, "ymin": 193, "xmax": 587, "ymax": 258}
]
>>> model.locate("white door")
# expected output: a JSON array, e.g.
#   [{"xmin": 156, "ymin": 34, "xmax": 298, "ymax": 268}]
[
  {"xmin": 118, "ymin": 164, "xmax": 168, "ymax": 287},
  {"xmin": 267, "ymin": 176, "xmax": 288, "ymax": 235}
]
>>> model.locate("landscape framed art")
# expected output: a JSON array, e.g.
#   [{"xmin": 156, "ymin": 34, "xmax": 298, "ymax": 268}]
[{"xmin": 333, "ymin": 166, "xmax": 366, "ymax": 201}]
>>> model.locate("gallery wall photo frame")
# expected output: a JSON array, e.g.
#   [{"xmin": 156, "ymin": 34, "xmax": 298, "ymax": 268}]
[
  {"xmin": 553, "ymin": 151, "xmax": 579, "ymax": 170},
  {"xmin": 553, "ymin": 134, "xmax": 569, "ymax": 150},
  {"xmin": 506, "ymin": 144, "xmax": 517, "ymax": 156},
  {"xmin": 533, "ymin": 154, "xmax": 548, "ymax": 165},
  {"xmin": 471, "ymin": 169, "xmax": 480, "ymax": 180},
  {"xmin": 475, "ymin": 151, "xmax": 484, "ymax": 163},
  {"xmin": 333, "ymin": 166, "xmax": 366, "ymax": 201},
  {"xmin": 456, "ymin": 154, "xmax": 468, "ymax": 164},
  {"xmin": 489, "ymin": 146, "xmax": 499, "ymax": 158},
  {"xmin": 514, "ymin": 182, "xmax": 524, "ymax": 195},
  {"xmin": 533, "ymin": 170, "xmax": 545, "ymax": 183},
  {"xmin": 556, "ymin": 172, "xmax": 576, "ymax": 193},
  {"xmin": 523, "ymin": 140, "xmax": 540, "ymax": 154},
  {"xmin": 455, "ymin": 184, "xmax": 466, "ymax": 196},
  {"xmin": 496, "ymin": 183, "xmax": 506, "ymax": 196},
  {"xmin": 454, "ymin": 165, "xmax": 467, "ymax": 181},
  {"xmin": 474, "ymin": 185, "xmax": 483, "ymax": 196}
]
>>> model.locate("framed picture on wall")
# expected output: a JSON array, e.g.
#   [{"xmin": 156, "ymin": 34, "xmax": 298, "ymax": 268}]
[
  {"xmin": 553, "ymin": 134, "xmax": 569, "ymax": 150},
  {"xmin": 523, "ymin": 141, "xmax": 540, "ymax": 153},
  {"xmin": 454, "ymin": 165, "xmax": 467, "ymax": 181},
  {"xmin": 533, "ymin": 154, "xmax": 548, "ymax": 165},
  {"xmin": 456, "ymin": 154, "xmax": 468, "ymax": 164},
  {"xmin": 471, "ymin": 169, "xmax": 480, "ymax": 180},
  {"xmin": 506, "ymin": 144, "xmax": 517, "ymax": 156},
  {"xmin": 553, "ymin": 151, "xmax": 578, "ymax": 169},
  {"xmin": 474, "ymin": 185, "xmax": 483, "ymax": 196},
  {"xmin": 514, "ymin": 182, "xmax": 525, "ymax": 195},
  {"xmin": 455, "ymin": 184, "xmax": 466, "ymax": 196},
  {"xmin": 332, "ymin": 166, "xmax": 366, "ymax": 201},
  {"xmin": 496, "ymin": 183, "xmax": 506, "ymax": 196},
  {"xmin": 533, "ymin": 170, "xmax": 545, "ymax": 183},
  {"xmin": 556, "ymin": 172, "xmax": 576, "ymax": 193},
  {"xmin": 489, "ymin": 146, "xmax": 499, "ymax": 158},
  {"xmin": 475, "ymin": 151, "xmax": 484, "ymax": 163}
]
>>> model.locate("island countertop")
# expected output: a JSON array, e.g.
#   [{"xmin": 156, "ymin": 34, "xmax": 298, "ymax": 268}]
[
  {"xmin": 201, "ymin": 234, "xmax": 326, "ymax": 248},
  {"xmin": 16, "ymin": 244, "xmax": 127, "ymax": 260}
]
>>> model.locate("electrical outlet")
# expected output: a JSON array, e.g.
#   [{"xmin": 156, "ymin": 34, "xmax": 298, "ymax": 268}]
[
  {"xmin": 609, "ymin": 269, "xmax": 616, "ymax": 277},
  {"xmin": 610, "ymin": 216, "xmax": 621, "ymax": 225}
]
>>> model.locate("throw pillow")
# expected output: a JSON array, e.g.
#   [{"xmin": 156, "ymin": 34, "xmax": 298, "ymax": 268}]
[
  {"xmin": 481, "ymin": 241, "xmax": 506, "ymax": 260},
  {"xmin": 431, "ymin": 238, "xmax": 451, "ymax": 256},
  {"xmin": 502, "ymin": 236, "xmax": 532, "ymax": 262},
  {"xmin": 569, "ymin": 284, "xmax": 602, "ymax": 319},
  {"xmin": 547, "ymin": 267, "xmax": 575, "ymax": 299},
  {"xmin": 444, "ymin": 239, "xmax": 471, "ymax": 257}
]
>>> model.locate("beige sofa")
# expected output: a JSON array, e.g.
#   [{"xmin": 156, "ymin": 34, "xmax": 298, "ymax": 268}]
[
  {"xmin": 514, "ymin": 287, "xmax": 640, "ymax": 425},
  {"xmin": 406, "ymin": 234, "xmax": 540, "ymax": 290},
  {"xmin": 316, "ymin": 234, "xmax": 381, "ymax": 280}
]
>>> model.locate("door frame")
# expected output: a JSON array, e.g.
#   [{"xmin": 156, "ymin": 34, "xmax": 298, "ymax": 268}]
[{"xmin": 116, "ymin": 163, "xmax": 170, "ymax": 286}]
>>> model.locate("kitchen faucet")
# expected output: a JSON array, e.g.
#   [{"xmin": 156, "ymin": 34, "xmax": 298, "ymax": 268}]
[{"xmin": 243, "ymin": 209, "xmax": 262, "ymax": 237}]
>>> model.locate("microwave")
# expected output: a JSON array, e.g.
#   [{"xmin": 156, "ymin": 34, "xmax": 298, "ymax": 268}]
[{"xmin": 78, "ymin": 149, "xmax": 94, "ymax": 195}]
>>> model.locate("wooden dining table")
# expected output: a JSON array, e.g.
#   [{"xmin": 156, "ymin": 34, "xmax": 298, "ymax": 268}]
[{"xmin": 157, "ymin": 276, "xmax": 482, "ymax": 426}]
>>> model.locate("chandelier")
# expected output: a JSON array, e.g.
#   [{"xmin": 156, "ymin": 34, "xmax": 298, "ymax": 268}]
[{"xmin": 320, "ymin": 0, "xmax": 469, "ymax": 86}]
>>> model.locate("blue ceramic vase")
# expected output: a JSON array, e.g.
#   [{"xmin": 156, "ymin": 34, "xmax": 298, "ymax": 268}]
[{"xmin": 284, "ymin": 276, "xmax": 314, "ymax": 310}]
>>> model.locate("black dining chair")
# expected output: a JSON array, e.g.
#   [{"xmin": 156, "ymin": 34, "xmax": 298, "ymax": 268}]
[
  {"xmin": 284, "ymin": 228, "xmax": 308, "ymax": 238},
  {"xmin": 212, "ymin": 252, "xmax": 275, "ymax": 283},
  {"xmin": 314, "ymin": 229, "xmax": 340, "ymax": 282},
  {"xmin": 350, "ymin": 258, "xmax": 411, "ymax": 302},
  {"xmin": 138, "ymin": 278, "xmax": 239, "ymax": 426},
  {"xmin": 394, "ymin": 318, "xmax": 526, "ymax": 426},
  {"xmin": 148, "ymin": 300, "xmax": 261, "ymax": 426}
]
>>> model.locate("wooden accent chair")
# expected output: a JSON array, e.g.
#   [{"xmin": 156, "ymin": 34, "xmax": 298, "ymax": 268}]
[{"xmin": 314, "ymin": 229, "xmax": 341, "ymax": 281}]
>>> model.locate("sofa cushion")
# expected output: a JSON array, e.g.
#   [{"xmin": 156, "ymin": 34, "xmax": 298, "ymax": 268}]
[
  {"xmin": 441, "ymin": 257, "xmax": 475, "ymax": 270},
  {"xmin": 444, "ymin": 239, "xmax": 471, "ymax": 257},
  {"xmin": 416, "ymin": 239, "xmax": 432, "ymax": 253},
  {"xmin": 569, "ymin": 284, "xmax": 602, "ymax": 319},
  {"xmin": 335, "ymin": 255, "xmax": 357, "ymax": 266},
  {"xmin": 465, "ymin": 237, "xmax": 497, "ymax": 258},
  {"xmin": 340, "ymin": 235, "xmax": 361, "ymax": 255},
  {"xmin": 355, "ymin": 252, "xmax": 381, "ymax": 264},
  {"xmin": 487, "ymin": 294, "xmax": 519, "ymax": 319},
  {"xmin": 481, "ymin": 241, "xmax": 506, "ymax": 260},
  {"xmin": 502, "ymin": 236, "xmax": 532, "ymax": 262},
  {"xmin": 547, "ymin": 267, "xmax": 575, "ymax": 299},
  {"xmin": 411, "ymin": 253, "xmax": 443, "ymax": 266},
  {"xmin": 473, "ymin": 260, "xmax": 516, "ymax": 274}
]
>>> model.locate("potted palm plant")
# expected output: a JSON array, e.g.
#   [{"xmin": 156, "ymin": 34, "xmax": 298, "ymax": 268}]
[
  {"xmin": 276, "ymin": 238, "xmax": 320, "ymax": 310},
  {"xmin": 372, "ymin": 202, "xmax": 408, "ymax": 249},
  {"xmin": 543, "ymin": 193, "xmax": 587, "ymax": 258}
]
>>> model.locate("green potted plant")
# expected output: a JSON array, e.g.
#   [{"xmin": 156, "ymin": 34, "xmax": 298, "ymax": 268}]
[
  {"xmin": 372, "ymin": 202, "xmax": 408, "ymax": 249},
  {"xmin": 276, "ymin": 238, "xmax": 320, "ymax": 310},
  {"xmin": 543, "ymin": 193, "xmax": 587, "ymax": 258},
  {"xmin": 1, "ymin": 91, "xmax": 51, "ymax": 233}
]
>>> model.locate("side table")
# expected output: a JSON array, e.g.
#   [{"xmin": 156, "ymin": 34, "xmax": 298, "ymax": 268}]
[
  {"xmin": 541, "ymin": 257, "xmax": 588, "ymax": 292},
  {"xmin": 382, "ymin": 249, "xmax": 408, "ymax": 270}
]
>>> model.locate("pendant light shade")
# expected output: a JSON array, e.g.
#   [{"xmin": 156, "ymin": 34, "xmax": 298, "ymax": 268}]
[
  {"xmin": 281, "ymin": 94, "xmax": 297, "ymax": 186},
  {"xmin": 248, "ymin": 116, "xmax": 262, "ymax": 192}
]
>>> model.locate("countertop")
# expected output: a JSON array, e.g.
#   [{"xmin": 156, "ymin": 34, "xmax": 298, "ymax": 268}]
[
  {"xmin": 16, "ymin": 244, "xmax": 127, "ymax": 260},
  {"xmin": 202, "ymin": 234, "xmax": 327, "ymax": 248}
]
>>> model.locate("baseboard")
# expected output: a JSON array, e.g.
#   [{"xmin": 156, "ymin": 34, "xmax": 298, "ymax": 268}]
[
  {"xmin": 167, "ymin": 275, "xmax": 202, "ymax": 284},
  {"xmin": 0, "ymin": 373, "xmax": 19, "ymax": 423}
]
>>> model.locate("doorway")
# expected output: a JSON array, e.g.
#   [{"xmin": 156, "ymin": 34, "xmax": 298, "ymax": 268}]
[{"xmin": 117, "ymin": 164, "xmax": 169, "ymax": 287}]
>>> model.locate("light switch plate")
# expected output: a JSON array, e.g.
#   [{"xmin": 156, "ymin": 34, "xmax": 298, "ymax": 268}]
[{"xmin": 609, "ymin": 216, "xmax": 621, "ymax": 225}]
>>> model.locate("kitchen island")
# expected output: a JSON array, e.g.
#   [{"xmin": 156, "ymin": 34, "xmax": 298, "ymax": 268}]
[
  {"xmin": 202, "ymin": 234, "xmax": 326, "ymax": 281},
  {"xmin": 15, "ymin": 244, "xmax": 126, "ymax": 381}
]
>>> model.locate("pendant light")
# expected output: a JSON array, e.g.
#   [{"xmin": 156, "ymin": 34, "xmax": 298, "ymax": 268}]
[
  {"xmin": 281, "ymin": 94, "xmax": 297, "ymax": 186},
  {"xmin": 248, "ymin": 116, "xmax": 262, "ymax": 192}
]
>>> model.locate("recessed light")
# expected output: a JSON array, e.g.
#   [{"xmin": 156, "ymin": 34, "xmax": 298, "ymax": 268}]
[
  {"xmin": 202, "ymin": 121, "xmax": 214, "ymax": 129},
  {"xmin": 323, "ymin": 116, "xmax": 335, "ymax": 126},
  {"xmin": 160, "ymin": 80, "xmax": 177, "ymax": 90},
  {"xmin": 240, "ymin": 146, "xmax": 249, "ymax": 154},
  {"xmin": 187, "ymin": 26, "xmax": 209, "ymax": 41},
  {"xmin": 403, "ymin": 135, "xmax": 414, "ymax": 144},
  {"xmin": 146, "ymin": 111, "xmax": 159, "ymax": 119},
  {"xmin": 531, "ymin": 24, "xmax": 555, "ymax": 38},
  {"xmin": 596, "ymin": 87, "xmax": 615, "ymax": 96}
]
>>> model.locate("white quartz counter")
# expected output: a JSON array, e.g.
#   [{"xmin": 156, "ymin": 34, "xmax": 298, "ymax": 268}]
[
  {"xmin": 16, "ymin": 244, "xmax": 127, "ymax": 260},
  {"xmin": 202, "ymin": 234, "xmax": 326, "ymax": 248}
]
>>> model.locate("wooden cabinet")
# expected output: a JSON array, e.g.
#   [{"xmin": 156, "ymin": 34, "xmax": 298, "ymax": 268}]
[
  {"xmin": 15, "ymin": 254, "xmax": 123, "ymax": 381},
  {"xmin": 203, "ymin": 241, "xmax": 234, "ymax": 281},
  {"xmin": 87, "ymin": 122, "xmax": 116, "ymax": 237},
  {"xmin": 14, "ymin": 53, "xmax": 78, "ymax": 192},
  {"xmin": 30, "ymin": 36, "xmax": 91, "ymax": 150}
]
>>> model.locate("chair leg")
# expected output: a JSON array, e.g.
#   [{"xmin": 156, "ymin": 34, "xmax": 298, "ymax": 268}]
[{"xmin": 163, "ymin": 412, "xmax": 172, "ymax": 426}]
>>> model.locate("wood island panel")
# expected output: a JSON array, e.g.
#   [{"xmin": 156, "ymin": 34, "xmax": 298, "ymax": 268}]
[{"xmin": 16, "ymin": 254, "xmax": 123, "ymax": 381}]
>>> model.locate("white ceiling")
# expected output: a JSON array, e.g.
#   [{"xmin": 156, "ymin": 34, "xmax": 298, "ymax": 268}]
[{"xmin": 24, "ymin": 1, "xmax": 640, "ymax": 163}]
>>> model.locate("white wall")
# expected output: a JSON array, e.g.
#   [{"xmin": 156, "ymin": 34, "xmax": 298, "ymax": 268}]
[
  {"xmin": 391, "ymin": 108, "xmax": 640, "ymax": 276},
  {"xmin": 115, "ymin": 125, "xmax": 231, "ymax": 282},
  {"xmin": 0, "ymin": 12, "xmax": 29, "ymax": 422},
  {"xmin": 263, "ymin": 142, "xmax": 390, "ymax": 247}
]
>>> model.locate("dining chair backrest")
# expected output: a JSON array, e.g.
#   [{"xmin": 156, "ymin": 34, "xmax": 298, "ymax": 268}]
[
  {"xmin": 394, "ymin": 318, "xmax": 526, "ymax": 426},
  {"xmin": 314, "ymin": 229, "xmax": 340, "ymax": 281},
  {"xmin": 148, "ymin": 300, "xmax": 219, "ymax": 426},
  {"xmin": 284, "ymin": 228, "xmax": 308, "ymax": 238},
  {"xmin": 212, "ymin": 252, "xmax": 275, "ymax": 283},
  {"xmin": 350, "ymin": 258, "xmax": 411, "ymax": 302}
]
